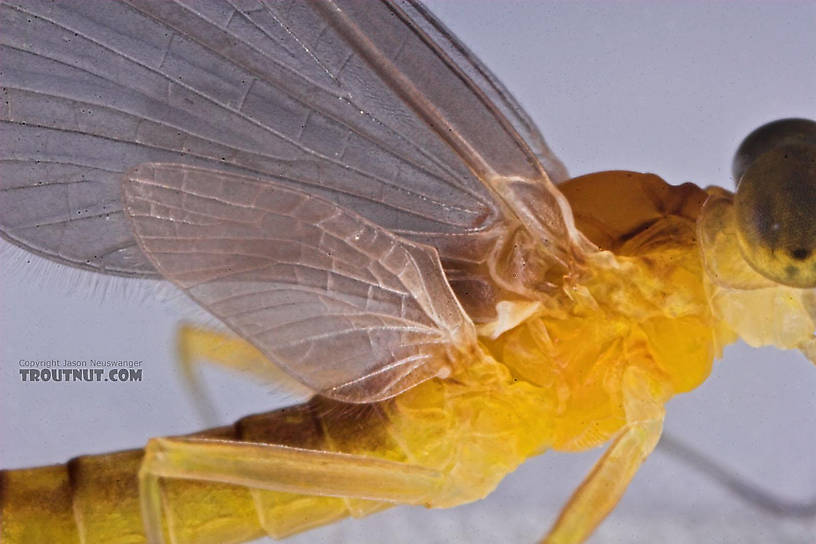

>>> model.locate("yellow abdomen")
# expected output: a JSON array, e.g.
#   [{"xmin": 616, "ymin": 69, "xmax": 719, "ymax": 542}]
[
  {"xmin": 2, "ymin": 171, "xmax": 729, "ymax": 543},
  {"xmin": 0, "ymin": 351, "xmax": 557, "ymax": 543}
]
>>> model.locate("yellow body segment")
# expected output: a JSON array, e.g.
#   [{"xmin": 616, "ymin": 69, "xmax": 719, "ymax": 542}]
[
  {"xmin": 4, "ymin": 171, "xmax": 811, "ymax": 543},
  {"xmin": 0, "ymin": 465, "xmax": 81, "ymax": 543},
  {"xmin": 1, "ymin": 353, "xmax": 555, "ymax": 543}
]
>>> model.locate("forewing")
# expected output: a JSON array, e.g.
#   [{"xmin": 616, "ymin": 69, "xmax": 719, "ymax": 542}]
[
  {"xmin": 0, "ymin": 0, "xmax": 573, "ymax": 312},
  {"xmin": 400, "ymin": 1, "xmax": 568, "ymax": 183},
  {"xmin": 123, "ymin": 163, "xmax": 476, "ymax": 402}
]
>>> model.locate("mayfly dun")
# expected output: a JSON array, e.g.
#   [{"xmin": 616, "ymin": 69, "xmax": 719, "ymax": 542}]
[{"xmin": 1, "ymin": 2, "xmax": 815, "ymax": 544}]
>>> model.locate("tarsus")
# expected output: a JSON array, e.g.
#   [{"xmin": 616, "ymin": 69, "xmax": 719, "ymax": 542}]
[{"xmin": 659, "ymin": 432, "xmax": 816, "ymax": 518}]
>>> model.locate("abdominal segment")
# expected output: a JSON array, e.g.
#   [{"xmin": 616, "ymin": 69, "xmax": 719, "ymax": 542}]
[{"xmin": 0, "ymin": 352, "xmax": 556, "ymax": 544}]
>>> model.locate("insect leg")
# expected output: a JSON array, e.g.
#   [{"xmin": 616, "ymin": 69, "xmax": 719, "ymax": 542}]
[
  {"xmin": 176, "ymin": 325, "xmax": 311, "ymax": 423},
  {"xmin": 659, "ymin": 433, "xmax": 816, "ymax": 517},
  {"xmin": 138, "ymin": 436, "xmax": 445, "ymax": 544},
  {"xmin": 541, "ymin": 367, "xmax": 670, "ymax": 544}
]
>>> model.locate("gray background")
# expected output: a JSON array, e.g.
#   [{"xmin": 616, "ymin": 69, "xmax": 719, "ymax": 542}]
[{"xmin": 2, "ymin": 1, "xmax": 816, "ymax": 543}]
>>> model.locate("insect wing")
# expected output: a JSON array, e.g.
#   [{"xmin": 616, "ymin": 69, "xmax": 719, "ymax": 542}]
[
  {"xmin": 123, "ymin": 163, "xmax": 476, "ymax": 402},
  {"xmin": 0, "ymin": 0, "xmax": 579, "ymax": 399},
  {"xmin": 400, "ymin": 0, "xmax": 568, "ymax": 183},
  {"xmin": 0, "ymin": 0, "xmax": 569, "ymax": 288}
]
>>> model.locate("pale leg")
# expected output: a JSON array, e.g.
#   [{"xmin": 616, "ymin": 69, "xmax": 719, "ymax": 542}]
[
  {"xmin": 541, "ymin": 367, "xmax": 670, "ymax": 544},
  {"xmin": 138, "ymin": 437, "xmax": 445, "ymax": 544},
  {"xmin": 175, "ymin": 324, "xmax": 310, "ymax": 423}
]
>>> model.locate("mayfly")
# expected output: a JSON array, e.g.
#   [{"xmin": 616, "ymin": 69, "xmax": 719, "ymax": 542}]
[{"xmin": 1, "ymin": 1, "xmax": 815, "ymax": 544}]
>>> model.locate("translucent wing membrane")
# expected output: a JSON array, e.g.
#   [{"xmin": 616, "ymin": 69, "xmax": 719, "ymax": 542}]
[
  {"xmin": 0, "ymin": 0, "xmax": 569, "ymax": 283},
  {"xmin": 1, "ymin": 0, "xmax": 581, "ymax": 398},
  {"xmin": 123, "ymin": 163, "xmax": 476, "ymax": 402},
  {"xmin": 400, "ymin": 1, "xmax": 568, "ymax": 183}
]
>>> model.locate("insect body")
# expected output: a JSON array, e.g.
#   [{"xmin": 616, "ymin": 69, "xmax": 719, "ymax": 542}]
[
  {"xmin": 0, "ymin": 1, "xmax": 814, "ymax": 543},
  {"xmin": 1, "ymin": 170, "xmax": 719, "ymax": 544}
]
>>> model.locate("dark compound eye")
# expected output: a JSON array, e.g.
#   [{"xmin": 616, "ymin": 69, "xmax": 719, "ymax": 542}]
[
  {"xmin": 733, "ymin": 119, "xmax": 816, "ymax": 288},
  {"xmin": 733, "ymin": 118, "xmax": 816, "ymax": 182}
]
